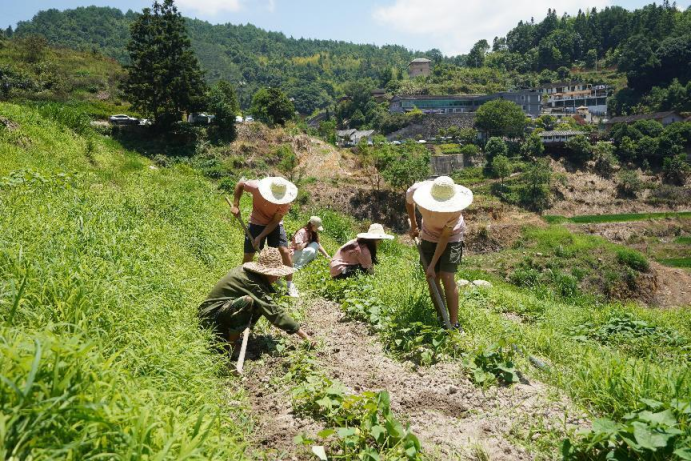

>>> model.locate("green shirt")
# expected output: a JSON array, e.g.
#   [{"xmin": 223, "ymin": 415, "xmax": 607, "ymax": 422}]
[{"xmin": 198, "ymin": 266, "xmax": 300, "ymax": 334}]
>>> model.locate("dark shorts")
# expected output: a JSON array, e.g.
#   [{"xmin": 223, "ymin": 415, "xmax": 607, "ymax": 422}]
[
  {"xmin": 333, "ymin": 265, "xmax": 367, "ymax": 280},
  {"xmin": 199, "ymin": 296, "xmax": 253, "ymax": 339},
  {"xmin": 244, "ymin": 223, "xmax": 289, "ymax": 253},
  {"xmin": 420, "ymin": 239, "xmax": 463, "ymax": 274}
]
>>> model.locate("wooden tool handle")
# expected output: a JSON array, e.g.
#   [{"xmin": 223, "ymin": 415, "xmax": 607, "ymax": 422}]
[
  {"xmin": 235, "ymin": 325, "xmax": 251, "ymax": 374},
  {"xmin": 414, "ymin": 237, "xmax": 453, "ymax": 330},
  {"xmin": 224, "ymin": 196, "xmax": 259, "ymax": 250}
]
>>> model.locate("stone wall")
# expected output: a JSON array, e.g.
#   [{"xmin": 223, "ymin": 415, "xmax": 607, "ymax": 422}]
[{"xmin": 386, "ymin": 113, "xmax": 476, "ymax": 141}]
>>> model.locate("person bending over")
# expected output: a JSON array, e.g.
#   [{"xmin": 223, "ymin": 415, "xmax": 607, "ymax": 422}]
[
  {"xmin": 329, "ymin": 223, "xmax": 394, "ymax": 279},
  {"xmin": 229, "ymin": 176, "xmax": 300, "ymax": 297},
  {"xmin": 406, "ymin": 176, "xmax": 473, "ymax": 331},
  {"xmin": 198, "ymin": 247, "xmax": 313, "ymax": 353}
]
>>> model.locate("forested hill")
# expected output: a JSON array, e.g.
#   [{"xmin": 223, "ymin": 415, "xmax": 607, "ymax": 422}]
[
  {"xmin": 10, "ymin": 3, "xmax": 691, "ymax": 115},
  {"xmin": 12, "ymin": 6, "xmax": 416, "ymax": 112}
]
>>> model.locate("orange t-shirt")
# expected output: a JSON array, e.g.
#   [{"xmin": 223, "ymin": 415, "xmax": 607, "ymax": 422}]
[
  {"xmin": 329, "ymin": 240, "xmax": 372, "ymax": 277},
  {"xmin": 244, "ymin": 179, "xmax": 291, "ymax": 225}
]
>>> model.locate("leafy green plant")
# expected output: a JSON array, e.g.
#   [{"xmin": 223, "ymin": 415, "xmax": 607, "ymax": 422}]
[
  {"xmin": 463, "ymin": 341, "xmax": 519, "ymax": 386},
  {"xmin": 286, "ymin": 349, "xmax": 422, "ymax": 460},
  {"xmin": 563, "ymin": 399, "xmax": 691, "ymax": 460}
]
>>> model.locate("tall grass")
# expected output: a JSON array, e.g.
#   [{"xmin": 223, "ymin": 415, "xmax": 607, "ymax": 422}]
[{"xmin": 0, "ymin": 103, "xmax": 254, "ymax": 458}]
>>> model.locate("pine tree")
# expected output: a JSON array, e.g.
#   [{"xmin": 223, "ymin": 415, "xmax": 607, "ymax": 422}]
[{"xmin": 123, "ymin": 0, "xmax": 207, "ymax": 129}]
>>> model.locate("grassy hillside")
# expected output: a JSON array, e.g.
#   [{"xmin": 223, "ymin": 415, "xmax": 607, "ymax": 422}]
[
  {"xmin": 0, "ymin": 38, "xmax": 129, "ymax": 117},
  {"xmin": 0, "ymin": 102, "xmax": 259, "ymax": 458}
]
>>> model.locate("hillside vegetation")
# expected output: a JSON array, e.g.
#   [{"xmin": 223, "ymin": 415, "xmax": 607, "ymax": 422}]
[
  {"xmin": 11, "ymin": 3, "xmax": 690, "ymax": 116},
  {"xmin": 0, "ymin": 102, "xmax": 255, "ymax": 458},
  {"xmin": 1, "ymin": 101, "xmax": 690, "ymax": 459}
]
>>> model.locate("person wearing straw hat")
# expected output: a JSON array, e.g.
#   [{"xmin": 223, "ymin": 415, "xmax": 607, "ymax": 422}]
[
  {"xmin": 229, "ymin": 177, "xmax": 301, "ymax": 297},
  {"xmin": 198, "ymin": 247, "xmax": 313, "ymax": 351},
  {"xmin": 406, "ymin": 176, "xmax": 473, "ymax": 331},
  {"xmin": 329, "ymin": 223, "xmax": 394, "ymax": 279},
  {"xmin": 290, "ymin": 216, "xmax": 330, "ymax": 270}
]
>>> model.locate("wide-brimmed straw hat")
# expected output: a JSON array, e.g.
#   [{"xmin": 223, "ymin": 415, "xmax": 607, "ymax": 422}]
[
  {"xmin": 309, "ymin": 216, "xmax": 324, "ymax": 232},
  {"xmin": 257, "ymin": 177, "xmax": 298, "ymax": 205},
  {"xmin": 243, "ymin": 247, "xmax": 296, "ymax": 277},
  {"xmin": 412, "ymin": 176, "xmax": 473, "ymax": 212},
  {"xmin": 357, "ymin": 223, "xmax": 395, "ymax": 240}
]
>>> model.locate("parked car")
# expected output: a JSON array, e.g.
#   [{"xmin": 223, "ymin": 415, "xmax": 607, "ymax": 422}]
[
  {"xmin": 188, "ymin": 113, "xmax": 215, "ymax": 124},
  {"xmin": 109, "ymin": 114, "xmax": 139, "ymax": 125},
  {"xmin": 244, "ymin": 116, "xmax": 254, "ymax": 123},
  {"xmin": 391, "ymin": 140, "xmax": 402, "ymax": 145},
  {"xmin": 235, "ymin": 116, "xmax": 244, "ymax": 123},
  {"xmin": 418, "ymin": 139, "xmax": 427, "ymax": 144}
]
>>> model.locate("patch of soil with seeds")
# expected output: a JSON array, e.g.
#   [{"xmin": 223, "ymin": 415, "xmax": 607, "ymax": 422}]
[{"xmin": 239, "ymin": 297, "xmax": 587, "ymax": 460}]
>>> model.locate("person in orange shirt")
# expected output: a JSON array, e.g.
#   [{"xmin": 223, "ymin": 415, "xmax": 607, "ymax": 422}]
[
  {"xmin": 229, "ymin": 177, "xmax": 300, "ymax": 297},
  {"xmin": 406, "ymin": 176, "xmax": 473, "ymax": 330},
  {"xmin": 329, "ymin": 224, "xmax": 394, "ymax": 279}
]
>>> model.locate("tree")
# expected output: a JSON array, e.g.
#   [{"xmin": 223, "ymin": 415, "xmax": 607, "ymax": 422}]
[
  {"xmin": 585, "ymin": 49, "xmax": 598, "ymax": 68},
  {"xmin": 381, "ymin": 142, "xmax": 430, "ymax": 192},
  {"xmin": 565, "ymin": 135, "xmax": 592, "ymax": 165},
  {"xmin": 617, "ymin": 169, "xmax": 643, "ymax": 197},
  {"xmin": 536, "ymin": 114, "xmax": 556, "ymax": 131},
  {"xmin": 593, "ymin": 141, "xmax": 619, "ymax": 178},
  {"xmin": 520, "ymin": 132, "xmax": 545, "ymax": 158},
  {"xmin": 250, "ymin": 87, "xmax": 295, "ymax": 126},
  {"xmin": 468, "ymin": 40, "xmax": 490, "ymax": 68},
  {"xmin": 556, "ymin": 66, "xmax": 571, "ymax": 80},
  {"xmin": 20, "ymin": 35, "xmax": 48, "ymax": 63},
  {"xmin": 214, "ymin": 80, "xmax": 240, "ymax": 115},
  {"xmin": 207, "ymin": 83, "xmax": 237, "ymax": 142},
  {"xmin": 616, "ymin": 136, "xmax": 638, "ymax": 163},
  {"xmin": 277, "ymin": 144, "xmax": 300, "ymax": 181},
  {"xmin": 123, "ymin": 0, "xmax": 207, "ymax": 129},
  {"xmin": 618, "ymin": 35, "xmax": 660, "ymax": 92},
  {"xmin": 662, "ymin": 154, "xmax": 691, "ymax": 185},
  {"xmin": 475, "ymin": 99, "xmax": 526, "ymax": 139},
  {"xmin": 492, "ymin": 155, "xmax": 511, "ymax": 187},
  {"xmin": 485, "ymin": 137, "xmax": 508, "ymax": 163},
  {"xmin": 519, "ymin": 158, "xmax": 552, "ymax": 211},
  {"xmin": 635, "ymin": 136, "xmax": 659, "ymax": 166}
]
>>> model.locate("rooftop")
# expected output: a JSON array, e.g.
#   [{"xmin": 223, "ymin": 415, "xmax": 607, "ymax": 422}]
[
  {"xmin": 538, "ymin": 130, "xmax": 584, "ymax": 137},
  {"xmin": 410, "ymin": 57, "xmax": 432, "ymax": 64},
  {"xmin": 391, "ymin": 94, "xmax": 485, "ymax": 101}
]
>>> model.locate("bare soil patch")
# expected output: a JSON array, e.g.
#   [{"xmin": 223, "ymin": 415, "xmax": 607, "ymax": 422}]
[
  {"xmin": 306, "ymin": 298, "xmax": 585, "ymax": 460},
  {"xmin": 566, "ymin": 219, "xmax": 690, "ymax": 308},
  {"xmin": 548, "ymin": 159, "xmax": 689, "ymax": 216},
  {"xmin": 237, "ymin": 297, "xmax": 586, "ymax": 460}
]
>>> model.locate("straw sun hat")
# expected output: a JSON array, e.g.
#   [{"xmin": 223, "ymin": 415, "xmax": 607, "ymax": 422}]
[
  {"xmin": 309, "ymin": 216, "xmax": 324, "ymax": 232},
  {"xmin": 243, "ymin": 247, "xmax": 296, "ymax": 277},
  {"xmin": 357, "ymin": 223, "xmax": 395, "ymax": 240},
  {"xmin": 412, "ymin": 176, "xmax": 473, "ymax": 213},
  {"xmin": 257, "ymin": 177, "xmax": 298, "ymax": 205}
]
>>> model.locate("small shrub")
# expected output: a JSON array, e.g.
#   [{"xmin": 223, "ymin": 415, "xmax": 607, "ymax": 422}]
[
  {"xmin": 617, "ymin": 248, "xmax": 649, "ymax": 272},
  {"xmin": 617, "ymin": 170, "xmax": 643, "ymax": 197}
]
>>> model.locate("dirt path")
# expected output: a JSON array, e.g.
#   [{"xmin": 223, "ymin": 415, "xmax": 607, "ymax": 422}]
[{"xmin": 241, "ymin": 298, "xmax": 586, "ymax": 460}]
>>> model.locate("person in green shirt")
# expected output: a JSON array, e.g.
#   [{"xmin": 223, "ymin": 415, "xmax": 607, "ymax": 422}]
[{"xmin": 198, "ymin": 247, "xmax": 313, "ymax": 350}]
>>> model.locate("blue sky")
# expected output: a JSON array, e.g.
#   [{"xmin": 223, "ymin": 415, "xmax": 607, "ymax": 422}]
[{"xmin": 1, "ymin": 0, "xmax": 689, "ymax": 56}]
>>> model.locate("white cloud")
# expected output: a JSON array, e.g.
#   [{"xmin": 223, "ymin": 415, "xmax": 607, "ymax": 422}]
[
  {"xmin": 267, "ymin": 0, "xmax": 276, "ymax": 13},
  {"xmin": 373, "ymin": 0, "xmax": 612, "ymax": 56},
  {"xmin": 175, "ymin": 0, "xmax": 243, "ymax": 16}
]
